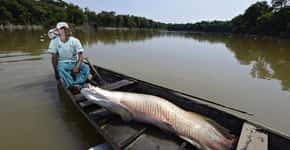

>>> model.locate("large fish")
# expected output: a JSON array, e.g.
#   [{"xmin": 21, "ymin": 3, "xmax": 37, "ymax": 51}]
[{"xmin": 81, "ymin": 85, "xmax": 236, "ymax": 150}]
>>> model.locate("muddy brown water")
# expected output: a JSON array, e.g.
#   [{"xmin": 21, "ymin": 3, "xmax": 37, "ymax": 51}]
[{"xmin": 0, "ymin": 30, "xmax": 289, "ymax": 149}]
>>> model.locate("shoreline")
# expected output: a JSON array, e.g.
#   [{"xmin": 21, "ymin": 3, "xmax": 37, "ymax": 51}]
[
  {"xmin": 1, "ymin": 24, "xmax": 289, "ymax": 40},
  {"xmin": 97, "ymin": 27, "xmax": 166, "ymax": 31},
  {"xmin": 167, "ymin": 30, "xmax": 290, "ymax": 40},
  {"xmin": 0, "ymin": 24, "xmax": 43, "ymax": 31}
]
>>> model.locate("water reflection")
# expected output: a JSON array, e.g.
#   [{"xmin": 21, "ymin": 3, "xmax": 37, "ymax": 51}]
[
  {"xmin": 0, "ymin": 29, "xmax": 163, "ymax": 53},
  {"xmin": 0, "ymin": 30, "xmax": 49, "ymax": 55},
  {"xmin": 1, "ymin": 30, "xmax": 289, "ymax": 91},
  {"xmin": 182, "ymin": 33, "xmax": 290, "ymax": 91},
  {"xmin": 0, "ymin": 57, "xmax": 42, "ymax": 64},
  {"xmin": 226, "ymin": 36, "xmax": 290, "ymax": 91},
  {"xmin": 75, "ymin": 29, "xmax": 164, "ymax": 45},
  {"xmin": 1, "ymin": 29, "xmax": 288, "ymax": 91}
]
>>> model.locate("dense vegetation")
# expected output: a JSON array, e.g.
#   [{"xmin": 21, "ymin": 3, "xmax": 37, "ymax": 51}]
[
  {"xmin": 231, "ymin": 0, "xmax": 290, "ymax": 35},
  {"xmin": 168, "ymin": 0, "xmax": 290, "ymax": 36},
  {"xmin": 0, "ymin": 0, "xmax": 289, "ymax": 36},
  {"xmin": 0, "ymin": 0, "xmax": 166, "ymax": 29},
  {"xmin": 167, "ymin": 21, "xmax": 232, "ymax": 33}
]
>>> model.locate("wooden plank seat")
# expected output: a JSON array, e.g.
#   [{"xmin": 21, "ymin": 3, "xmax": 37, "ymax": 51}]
[
  {"xmin": 101, "ymin": 79, "xmax": 136, "ymax": 90},
  {"xmin": 99, "ymin": 119, "xmax": 146, "ymax": 148},
  {"xmin": 126, "ymin": 127, "xmax": 185, "ymax": 150}
]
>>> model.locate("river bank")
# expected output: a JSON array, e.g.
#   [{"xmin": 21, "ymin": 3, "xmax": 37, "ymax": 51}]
[
  {"xmin": 1, "ymin": 24, "xmax": 289, "ymax": 41},
  {"xmin": 0, "ymin": 24, "xmax": 43, "ymax": 31}
]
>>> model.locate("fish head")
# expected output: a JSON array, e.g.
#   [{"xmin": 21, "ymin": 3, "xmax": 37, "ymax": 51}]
[
  {"xmin": 81, "ymin": 86, "xmax": 133, "ymax": 121},
  {"xmin": 81, "ymin": 87, "xmax": 116, "ymax": 108}
]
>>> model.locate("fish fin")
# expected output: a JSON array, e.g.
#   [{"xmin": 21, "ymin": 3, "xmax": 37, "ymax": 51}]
[
  {"xmin": 203, "ymin": 117, "xmax": 233, "ymax": 139},
  {"xmin": 99, "ymin": 103, "xmax": 133, "ymax": 122},
  {"xmin": 179, "ymin": 136, "xmax": 205, "ymax": 150},
  {"xmin": 188, "ymin": 112, "xmax": 231, "ymax": 137},
  {"xmin": 187, "ymin": 111, "xmax": 232, "ymax": 139},
  {"xmin": 108, "ymin": 105, "xmax": 133, "ymax": 122},
  {"xmin": 118, "ymin": 107, "xmax": 133, "ymax": 122},
  {"xmin": 158, "ymin": 122, "xmax": 175, "ymax": 133}
]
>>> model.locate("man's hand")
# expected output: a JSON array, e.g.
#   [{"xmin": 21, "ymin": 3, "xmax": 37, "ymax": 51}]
[
  {"xmin": 72, "ymin": 52, "xmax": 83, "ymax": 78},
  {"xmin": 72, "ymin": 67, "xmax": 80, "ymax": 76}
]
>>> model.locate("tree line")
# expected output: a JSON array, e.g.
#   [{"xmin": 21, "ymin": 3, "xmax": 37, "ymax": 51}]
[
  {"xmin": 0, "ymin": 0, "xmax": 289, "ymax": 36},
  {"xmin": 0, "ymin": 0, "xmax": 166, "ymax": 29},
  {"xmin": 168, "ymin": 0, "xmax": 290, "ymax": 36}
]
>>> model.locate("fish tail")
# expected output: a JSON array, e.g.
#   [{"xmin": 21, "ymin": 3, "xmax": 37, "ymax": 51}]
[
  {"xmin": 213, "ymin": 134, "xmax": 237, "ymax": 150},
  {"xmin": 225, "ymin": 136, "xmax": 237, "ymax": 150},
  {"xmin": 205, "ymin": 124, "xmax": 237, "ymax": 150},
  {"xmin": 204, "ymin": 117, "xmax": 233, "ymax": 139},
  {"xmin": 207, "ymin": 136, "xmax": 236, "ymax": 150}
]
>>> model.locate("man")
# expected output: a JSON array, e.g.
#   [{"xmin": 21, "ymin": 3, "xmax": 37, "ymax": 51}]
[{"xmin": 48, "ymin": 22, "xmax": 90, "ymax": 93}]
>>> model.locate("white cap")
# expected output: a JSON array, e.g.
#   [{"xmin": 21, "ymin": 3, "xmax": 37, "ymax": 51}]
[{"xmin": 56, "ymin": 22, "xmax": 69, "ymax": 29}]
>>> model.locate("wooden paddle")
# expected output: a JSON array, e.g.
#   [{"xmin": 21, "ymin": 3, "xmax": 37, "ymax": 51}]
[{"xmin": 84, "ymin": 57, "xmax": 106, "ymax": 85}]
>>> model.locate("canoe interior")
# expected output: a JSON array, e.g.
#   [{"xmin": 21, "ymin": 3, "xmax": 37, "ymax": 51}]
[{"xmin": 57, "ymin": 65, "xmax": 290, "ymax": 150}]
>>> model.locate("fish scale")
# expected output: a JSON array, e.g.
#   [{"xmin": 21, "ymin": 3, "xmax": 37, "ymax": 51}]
[
  {"xmin": 82, "ymin": 86, "xmax": 236, "ymax": 150},
  {"xmin": 121, "ymin": 93, "xmax": 215, "ymax": 148}
]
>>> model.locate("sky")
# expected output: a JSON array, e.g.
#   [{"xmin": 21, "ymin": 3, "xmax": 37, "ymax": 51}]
[{"xmin": 64, "ymin": 0, "xmax": 270, "ymax": 23}]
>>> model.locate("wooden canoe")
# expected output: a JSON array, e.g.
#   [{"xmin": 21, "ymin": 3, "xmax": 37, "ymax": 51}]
[{"xmin": 57, "ymin": 64, "xmax": 290, "ymax": 150}]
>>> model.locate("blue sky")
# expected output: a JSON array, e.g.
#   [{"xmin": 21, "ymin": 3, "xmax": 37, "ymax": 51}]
[{"xmin": 64, "ymin": 0, "xmax": 270, "ymax": 23}]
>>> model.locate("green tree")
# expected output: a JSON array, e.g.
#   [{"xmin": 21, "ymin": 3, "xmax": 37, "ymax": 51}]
[
  {"xmin": 256, "ymin": 12, "xmax": 274, "ymax": 33},
  {"xmin": 287, "ymin": 22, "xmax": 290, "ymax": 33},
  {"xmin": 272, "ymin": 0, "xmax": 289, "ymax": 10},
  {"xmin": 96, "ymin": 11, "xmax": 116, "ymax": 27},
  {"xmin": 271, "ymin": 6, "xmax": 290, "ymax": 34},
  {"xmin": 66, "ymin": 4, "xmax": 85, "ymax": 25},
  {"xmin": 116, "ymin": 15, "xmax": 124, "ymax": 27},
  {"xmin": 84, "ymin": 8, "xmax": 98, "ymax": 26},
  {"xmin": 231, "ymin": 1, "xmax": 271, "ymax": 33},
  {"xmin": 0, "ymin": 6, "xmax": 12, "ymax": 24}
]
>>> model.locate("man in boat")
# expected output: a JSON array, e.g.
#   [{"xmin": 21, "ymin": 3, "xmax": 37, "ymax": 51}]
[{"xmin": 48, "ymin": 22, "xmax": 90, "ymax": 94}]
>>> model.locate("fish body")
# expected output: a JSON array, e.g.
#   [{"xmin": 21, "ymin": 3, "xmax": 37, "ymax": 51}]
[{"xmin": 81, "ymin": 85, "xmax": 235, "ymax": 150}]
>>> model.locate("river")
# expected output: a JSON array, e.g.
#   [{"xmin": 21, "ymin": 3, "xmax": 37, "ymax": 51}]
[{"xmin": 0, "ymin": 29, "xmax": 289, "ymax": 149}]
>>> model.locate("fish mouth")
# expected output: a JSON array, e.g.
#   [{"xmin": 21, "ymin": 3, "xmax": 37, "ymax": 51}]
[
  {"xmin": 81, "ymin": 87, "xmax": 133, "ymax": 121},
  {"xmin": 81, "ymin": 88, "xmax": 108, "ymax": 102}
]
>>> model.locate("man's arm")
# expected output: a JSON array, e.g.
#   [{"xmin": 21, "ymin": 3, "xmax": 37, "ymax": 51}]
[
  {"xmin": 72, "ymin": 52, "xmax": 83, "ymax": 75},
  {"xmin": 72, "ymin": 38, "xmax": 85, "ymax": 76},
  {"xmin": 51, "ymin": 53, "xmax": 59, "ymax": 80}
]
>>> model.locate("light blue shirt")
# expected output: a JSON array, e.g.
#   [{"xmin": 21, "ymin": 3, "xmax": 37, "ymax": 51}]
[{"xmin": 48, "ymin": 36, "xmax": 84, "ymax": 63}]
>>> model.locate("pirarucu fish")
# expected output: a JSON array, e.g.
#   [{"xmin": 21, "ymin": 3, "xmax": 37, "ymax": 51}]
[{"xmin": 81, "ymin": 85, "xmax": 236, "ymax": 150}]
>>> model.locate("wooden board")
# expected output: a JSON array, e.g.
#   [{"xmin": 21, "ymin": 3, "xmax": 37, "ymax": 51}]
[
  {"xmin": 236, "ymin": 122, "xmax": 268, "ymax": 150},
  {"xmin": 101, "ymin": 79, "xmax": 136, "ymax": 90}
]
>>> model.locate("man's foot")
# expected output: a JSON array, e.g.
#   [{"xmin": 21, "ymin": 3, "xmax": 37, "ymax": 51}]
[{"xmin": 69, "ymin": 85, "xmax": 81, "ymax": 94}]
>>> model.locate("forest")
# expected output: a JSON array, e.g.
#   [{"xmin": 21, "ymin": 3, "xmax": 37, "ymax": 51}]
[
  {"xmin": 168, "ymin": 0, "xmax": 290, "ymax": 36},
  {"xmin": 0, "ymin": 0, "xmax": 289, "ymax": 36},
  {"xmin": 0, "ymin": 0, "xmax": 166, "ymax": 29}
]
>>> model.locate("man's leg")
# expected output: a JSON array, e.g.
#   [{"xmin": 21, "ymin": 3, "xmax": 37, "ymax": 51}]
[
  {"xmin": 57, "ymin": 62, "xmax": 75, "ymax": 88},
  {"xmin": 73, "ymin": 63, "xmax": 90, "ymax": 86}
]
